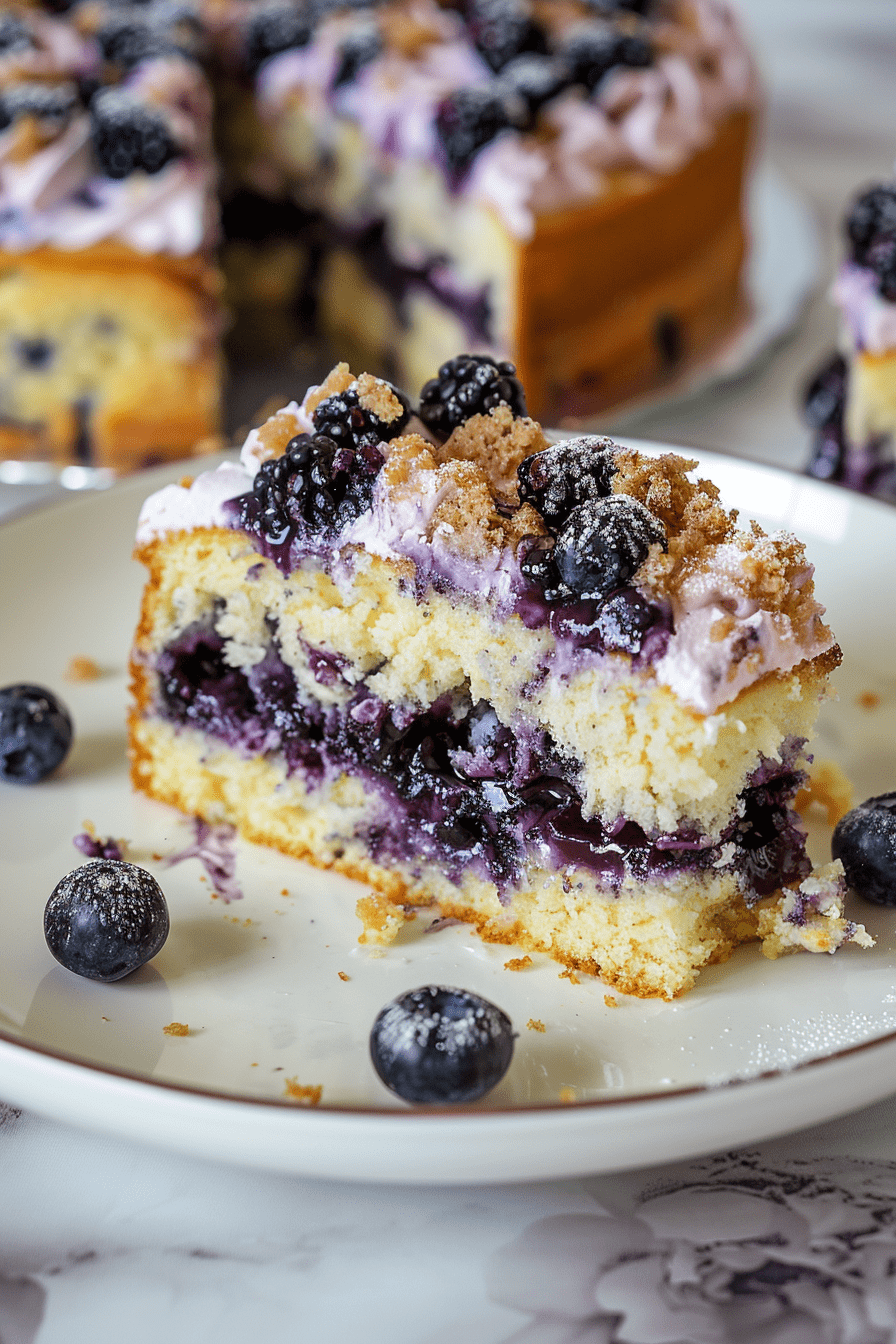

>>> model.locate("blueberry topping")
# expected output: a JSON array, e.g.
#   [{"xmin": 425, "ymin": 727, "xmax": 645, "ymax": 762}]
[
  {"xmin": 91, "ymin": 88, "xmax": 178, "ymax": 179},
  {"xmin": 238, "ymin": 430, "xmax": 384, "ymax": 552},
  {"xmin": 0, "ymin": 683, "xmax": 73, "ymax": 785},
  {"xmin": 245, "ymin": 3, "xmax": 312, "ymax": 75},
  {"xmin": 418, "ymin": 354, "xmax": 526, "ymax": 438},
  {"xmin": 832, "ymin": 795, "xmax": 896, "ymax": 906},
  {"xmin": 559, "ymin": 21, "xmax": 653, "ymax": 93},
  {"xmin": 517, "ymin": 436, "xmax": 617, "ymax": 529},
  {"xmin": 497, "ymin": 53, "xmax": 569, "ymax": 127},
  {"xmin": 468, "ymin": 0, "xmax": 546, "ymax": 74},
  {"xmin": 0, "ymin": 82, "xmax": 79, "ymax": 134},
  {"xmin": 44, "ymin": 859, "xmax": 170, "ymax": 982},
  {"xmin": 551, "ymin": 495, "xmax": 666, "ymax": 602},
  {"xmin": 0, "ymin": 12, "xmax": 34, "ymax": 55},
  {"xmin": 846, "ymin": 184, "xmax": 896, "ymax": 264},
  {"xmin": 804, "ymin": 352, "xmax": 847, "ymax": 432},
  {"xmin": 369, "ymin": 985, "xmax": 514, "ymax": 1104},
  {"xmin": 435, "ymin": 87, "xmax": 513, "ymax": 183},
  {"xmin": 332, "ymin": 22, "xmax": 381, "ymax": 88},
  {"xmin": 594, "ymin": 587, "xmax": 659, "ymax": 653},
  {"xmin": 803, "ymin": 353, "xmax": 848, "ymax": 483},
  {"xmin": 14, "ymin": 335, "xmax": 55, "ymax": 370},
  {"xmin": 312, "ymin": 380, "xmax": 410, "ymax": 450},
  {"xmin": 96, "ymin": 8, "xmax": 200, "ymax": 69}
]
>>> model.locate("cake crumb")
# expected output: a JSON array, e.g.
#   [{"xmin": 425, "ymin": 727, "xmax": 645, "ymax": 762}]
[
  {"xmin": 559, "ymin": 968, "xmax": 581, "ymax": 985},
  {"xmin": 177, "ymin": 475, "xmax": 195, "ymax": 490},
  {"xmin": 65, "ymin": 655, "xmax": 102, "ymax": 682},
  {"xmin": 283, "ymin": 1078, "xmax": 323, "ymax": 1106},
  {"xmin": 794, "ymin": 759, "xmax": 853, "ymax": 829},
  {"xmin": 504, "ymin": 955, "xmax": 533, "ymax": 971},
  {"xmin": 337, "ymin": 971, "xmax": 350, "ymax": 982},
  {"xmin": 527, "ymin": 1018, "xmax": 546, "ymax": 1032},
  {"xmin": 559, "ymin": 1086, "xmax": 577, "ymax": 1103},
  {"xmin": 858, "ymin": 691, "xmax": 881, "ymax": 710},
  {"xmin": 304, "ymin": 362, "xmax": 353, "ymax": 415},
  {"xmin": 356, "ymin": 892, "xmax": 408, "ymax": 945},
  {"xmin": 163, "ymin": 1022, "xmax": 190, "ymax": 1037},
  {"xmin": 604, "ymin": 995, "xmax": 619, "ymax": 1008}
]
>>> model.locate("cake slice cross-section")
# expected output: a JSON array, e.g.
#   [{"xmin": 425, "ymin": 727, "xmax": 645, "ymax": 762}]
[{"xmin": 129, "ymin": 356, "xmax": 869, "ymax": 999}]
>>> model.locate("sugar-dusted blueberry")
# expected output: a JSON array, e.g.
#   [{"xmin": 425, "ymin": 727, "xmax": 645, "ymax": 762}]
[
  {"xmin": 91, "ymin": 88, "xmax": 178, "ymax": 179},
  {"xmin": 0, "ymin": 12, "xmax": 34, "ymax": 55},
  {"xmin": 418, "ymin": 354, "xmax": 526, "ymax": 438},
  {"xmin": 435, "ymin": 87, "xmax": 513, "ymax": 183},
  {"xmin": 832, "ymin": 795, "xmax": 896, "ymax": 906},
  {"xmin": 497, "ymin": 53, "xmax": 569, "ymax": 127},
  {"xmin": 370, "ymin": 985, "xmax": 514, "ymax": 1104},
  {"xmin": 559, "ymin": 21, "xmax": 652, "ymax": 93},
  {"xmin": 332, "ymin": 21, "xmax": 381, "ymax": 88},
  {"xmin": 44, "ymin": 860, "xmax": 170, "ymax": 982},
  {"xmin": 845, "ymin": 183, "xmax": 896, "ymax": 267},
  {"xmin": 0, "ymin": 82, "xmax": 79, "ymax": 135},
  {"xmin": 553, "ymin": 495, "xmax": 666, "ymax": 602},
  {"xmin": 468, "ymin": 0, "xmax": 546, "ymax": 74},
  {"xmin": 245, "ymin": 2, "xmax": 312, "ymax": 75},
  {"xmin": 595, "ymin": 587, "xmax": 660, "ymax": 654},
  {"xmin": 0, "ymin": 683, "xmax": 73, "ymax": 784},
  {"xmin": 517, "ymin": 436, "xmax": 617, "ymax": 529}
]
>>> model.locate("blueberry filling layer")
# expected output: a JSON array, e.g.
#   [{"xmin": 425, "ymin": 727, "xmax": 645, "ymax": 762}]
[{"xmin": 154, "ymin": 625, "xmax": 810, "ymax": 899}]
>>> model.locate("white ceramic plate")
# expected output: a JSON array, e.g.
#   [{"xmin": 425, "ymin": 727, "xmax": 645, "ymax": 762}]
[{"xmin": 1, "ymin": 449, "xmax": 895, "ymax": 1185}]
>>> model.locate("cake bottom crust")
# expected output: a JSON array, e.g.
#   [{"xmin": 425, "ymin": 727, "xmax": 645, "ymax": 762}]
[{"xmin": 130, "ymin": 716, "xmax": 790, "ymax": 1000}]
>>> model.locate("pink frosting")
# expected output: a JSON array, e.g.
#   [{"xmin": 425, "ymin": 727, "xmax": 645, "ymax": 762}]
[{"xmin": 832, "ymin": 261, "xmax": 896, "ymax": 354}]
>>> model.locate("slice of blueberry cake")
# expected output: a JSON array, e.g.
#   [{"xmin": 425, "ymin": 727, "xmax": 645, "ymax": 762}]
[
  {"xmin": 0, "ymin": 3, "xmax": 222, "ymax": 470},
  {"xmin": 129, "ymin": 355, "xmax": 870, "ymax": 999},
  {"xmin": 804, "ymin": 181, "xmax": 896, "ymax": 501}
]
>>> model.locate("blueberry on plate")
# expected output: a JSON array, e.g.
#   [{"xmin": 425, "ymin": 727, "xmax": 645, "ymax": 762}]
[
  {"xmin": 832, "ymin": 795, "xmax": 896, "ymax": 906},
  {"xmin": 0, "ymin": 683, "xmax": 73, "ymax": 784},
  {"xmin": 44, "ymin": 860, "xmax": 170, "ymax": 982},
  {"xmin": 370, "ymin": 985, "xmax": 514, "ymax": 1104}
]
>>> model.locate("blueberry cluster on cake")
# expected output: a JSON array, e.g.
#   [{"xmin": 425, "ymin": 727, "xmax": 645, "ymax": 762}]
[
  {"xmin": 129, "ymin": 354, "xmax": 869, "ymax": 1000},
  {"xmin": 804, "ymin": 181, "xmax": 896, "ymax": 501},
  {"xmin": 0, "ymin": 2, "xmax": 221, "ymax": 469}
]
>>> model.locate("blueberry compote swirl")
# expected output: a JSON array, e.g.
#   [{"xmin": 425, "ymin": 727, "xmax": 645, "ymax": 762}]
[{"xmin": 156, "ymin": 623, "xmax": 809, "ymax": 900}]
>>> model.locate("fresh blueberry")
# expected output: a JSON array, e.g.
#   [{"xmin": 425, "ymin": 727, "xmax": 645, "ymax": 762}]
[
  {"xmin": 497, "ymin": 53, "xmax": 569, "ymax": 127},
  {"xmin": 559, "ymin": 21, "xmax": 652, "ymax": 93},
  {"xmin": 44, "ymin": 859, "xmax": 170, "ymax": 982},
  {"xmin": 845, "ymin": 183, "xmax": 896, "ymax": 266},
  {"xmin": 435, "ymin": 88, "xmax": 513, "ymax": 184},
  {"xmin": 245, "ymin": 3, "xmax": 312, "ymax": 75},
  {"xmin": 418, "ymin": 354, "xmax": 526, "ymax": 438},
  {"xmin": 91, "ymin": 88, "xmax": 178, "ymax": 179},
  {"xmin": 0, "ymin": 82, "xmax": 79, "ymax": 135},
  {"xmin": 332, "ymin": 22, "xmax": 381, "ymax": 89},
  {"xmin": 467, "ymin": 0, "xmax": 546, "ymax": 74},
  {"xmin": 553, "ymin": 495, "xmax": 666, "ymax": 602},
  {"xmin": 370, "ymin": 985, "xmax": 514, "ymax": 1104},
  {"xmin": 0, "ymin": 12, "xmax": 34, "ymax": 55},
  {"xmin": 832, "ymin": 795, "xmax": 896, "ymax": 906},
  {"xmin": 312, "ymin": 379, "xmax": 410, "ymax": 450},
  {"xmin": 0, "ymin": 683, "xmax": 73, "ymax": 784}
]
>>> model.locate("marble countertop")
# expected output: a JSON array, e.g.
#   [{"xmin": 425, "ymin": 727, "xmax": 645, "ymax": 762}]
[{"xmin": 3, "ymin": 3, "xmax": 896, "ymax": 1340}]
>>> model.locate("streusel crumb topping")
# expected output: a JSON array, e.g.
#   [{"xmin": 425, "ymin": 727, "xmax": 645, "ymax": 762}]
[{"xmin": 438, "ymin": 405, "xmax": 550, "ymax": 497}]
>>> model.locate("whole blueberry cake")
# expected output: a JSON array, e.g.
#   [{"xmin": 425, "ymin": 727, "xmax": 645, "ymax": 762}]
[
  {"xmin": 1, "ymin": 0, "xmax": 757, "ymax": 469},
  {"xmin": 0, "ymin": 3, "xmax": 223, "ymax": 470},
  {"xmin": 128, "ymin": 355, "xmax": 870, "ymax": 1000},
  {"xmin": 804, "ymin": 181, "xmax": 896, "ymax": 501},
  {"xmin": 220, "ymin": 0, "xmax": 758, "ymax": 421}
]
